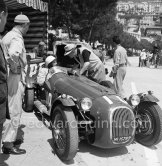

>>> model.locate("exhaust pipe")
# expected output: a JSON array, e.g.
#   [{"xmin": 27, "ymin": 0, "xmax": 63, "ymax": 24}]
[{"xmin": 34, "ymin": 100, "xmax": 48, "ymax": 114}]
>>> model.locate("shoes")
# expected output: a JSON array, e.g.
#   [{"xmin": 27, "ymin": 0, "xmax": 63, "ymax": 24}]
[
  {"xmin": 13, "ymin": 139, "xmax": 23, "ymax": 146},
  {"xmin": 2, "ymin": 146, "xmax": 26, "ymax": 155}
]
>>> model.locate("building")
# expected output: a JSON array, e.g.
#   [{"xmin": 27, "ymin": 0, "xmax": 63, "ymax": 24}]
[
  {"xmin": 117, "ymin": 0, "xmax": 162, "ymax": 29},
  {"xmin": 145, "ymin": 15, "xmax": 162, "ymax": 39},
  {"xmin": 4, "ymin": 0, "xmax": 49, "ymax": 52}
]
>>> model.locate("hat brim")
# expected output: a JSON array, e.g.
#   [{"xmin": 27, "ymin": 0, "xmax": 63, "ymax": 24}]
[{"xmin": 64, "ymin": 47, "xmax": 76, "ymax": 56}]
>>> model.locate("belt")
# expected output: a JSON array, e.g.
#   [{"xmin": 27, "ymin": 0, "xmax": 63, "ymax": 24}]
[{"xmin": 119, "ymin": 63, "xmax": 126, "ymax": 67}]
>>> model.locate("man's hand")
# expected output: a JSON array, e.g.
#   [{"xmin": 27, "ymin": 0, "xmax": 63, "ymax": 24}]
[{"xmin": 73, "ymin": 70, "xmax": 80, "ymax": 76}]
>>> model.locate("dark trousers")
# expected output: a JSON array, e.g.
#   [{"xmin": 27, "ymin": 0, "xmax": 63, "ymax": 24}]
[{"xmin": 0, "ymin": 123, "xmax": 3, "ymax": 152}]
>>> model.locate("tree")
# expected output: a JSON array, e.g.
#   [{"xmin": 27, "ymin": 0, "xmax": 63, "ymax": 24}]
[
  {"xmin": 140, "ymin": 39, "xmax": 153, "ymax": 51},
  {"xmin": 50, "ymin": 0, "xmax": 118, "ymax": 41}
]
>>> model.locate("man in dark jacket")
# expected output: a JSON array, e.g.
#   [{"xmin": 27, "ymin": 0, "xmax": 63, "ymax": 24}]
[{"xmin": 0, "ymin": 0, "xmax": 8, "ymax": 153}]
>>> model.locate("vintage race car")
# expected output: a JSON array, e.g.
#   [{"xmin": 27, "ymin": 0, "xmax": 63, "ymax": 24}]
[{"xmin": 23, "ymin": 43, "xmax": 162, "ymax": 161}]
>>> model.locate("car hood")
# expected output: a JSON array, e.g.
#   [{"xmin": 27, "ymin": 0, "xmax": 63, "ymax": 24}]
[{"xmin": 49, "ymin": 74, "xmax": 116, "ymax": 99}]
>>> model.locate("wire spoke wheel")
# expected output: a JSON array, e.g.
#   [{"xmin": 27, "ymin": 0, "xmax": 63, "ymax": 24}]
[
  {"xmin": 52, "ymin": 104, "xmax": 78, "ymax": 161},
  {"xmin": 53, "ymin": 113, "xmax": 66, "ymax": 153},
  {"xmin": 135, "ymin": 102, "xmax": 162, "ymax": 147},
  {"xmin": 138, "ymin": 112, "xmax": 153, "ymax": 135}
]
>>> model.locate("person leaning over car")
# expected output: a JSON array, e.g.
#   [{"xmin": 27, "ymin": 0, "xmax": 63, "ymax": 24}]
[
  {"xmin": 1, "ymin": 13, "xmax": 30, "ymax": 155},
  {"xmin": 0, "ymin": 0, "xmax": 9, "ymax": 153},
  {"xmin": 112, "ymin": 36, "xmax": 128, "ymax": 99},
  {"xmin": 64, "ymin": 44, "xmax": 106, "ymax": 83}
]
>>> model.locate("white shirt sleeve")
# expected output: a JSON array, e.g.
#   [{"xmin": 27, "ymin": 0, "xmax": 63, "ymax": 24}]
[
  {"xmin": 8, "ymin": 38, "xmax": 23, "ymax": 57},
  {"xmin": 37, "ymin": 68, "xmax": 48, "ymax": 86}
]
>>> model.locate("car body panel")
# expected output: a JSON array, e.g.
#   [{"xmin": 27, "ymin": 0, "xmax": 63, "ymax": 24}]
[
  {"xmin": 47, "ymin": 72, "xmax": 135, "ymax": 148},
  {"xmin": 138, "ymin": 93, "xmax": 159, "ymax": 103}
]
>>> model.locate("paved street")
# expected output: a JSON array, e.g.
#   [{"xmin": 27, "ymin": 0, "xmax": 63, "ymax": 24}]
[{"xmin": 1, "ymin": 57, "xmax": 162, "ymax": 166}]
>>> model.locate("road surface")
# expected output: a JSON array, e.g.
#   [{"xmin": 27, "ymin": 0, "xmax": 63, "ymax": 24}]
[{"xmin": 1, "ymin": 57, "xmax": 162, "ymax": 166}]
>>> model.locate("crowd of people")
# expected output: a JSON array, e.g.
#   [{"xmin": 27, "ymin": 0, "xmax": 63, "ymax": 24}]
[{"xmin": 139, "ymin": 45, "xmax": 161, "ymax": 68}]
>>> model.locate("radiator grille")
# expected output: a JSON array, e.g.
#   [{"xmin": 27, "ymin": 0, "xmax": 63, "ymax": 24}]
[{"xmin": 111, "ymin": 107, "xmax": 135, "ymax": 144}]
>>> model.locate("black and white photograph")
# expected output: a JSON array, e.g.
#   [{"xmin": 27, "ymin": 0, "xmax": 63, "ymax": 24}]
[{"xmin": 0, "ymin": 0, "xmax": 162, "ymax": 166}]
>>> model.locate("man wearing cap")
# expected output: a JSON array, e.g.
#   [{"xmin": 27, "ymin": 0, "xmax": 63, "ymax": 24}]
[
  {"xmin": 64, "ymin": 44, "xmax": 106, "ymax": 83},
  {"xmin": 37, "ymin": 56, "xmax": 67, "ymax": 108},
  {"xmin": 37, "ymin": 56, "xmax": 67, "ymax": 86},
  {"xmin": 1, "ymin": 13, "xmax": 30, "ymax": 154}
]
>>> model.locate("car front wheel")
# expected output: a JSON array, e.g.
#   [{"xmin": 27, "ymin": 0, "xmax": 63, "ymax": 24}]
[
  {"xmin": 135, "ymin": 102, "xmax": 162, "ymax": 146},
  {"xmin": 51, "ymin": 104, "xmax": 78, "ymax": 161}
]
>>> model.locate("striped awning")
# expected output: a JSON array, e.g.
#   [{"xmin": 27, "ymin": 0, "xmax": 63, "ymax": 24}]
[{"xmin": 4, "ymin": 0, "xmax": 48, "ymax": 12}]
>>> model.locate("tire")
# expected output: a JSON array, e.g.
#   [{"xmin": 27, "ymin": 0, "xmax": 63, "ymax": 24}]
[
  {"xmin": 135, "ymin": 102, "xmax": 162, "ymax": 146},
  {"xmin": 23, "ymin": 88, "xmax": 34, "ymax": 112},
  {"xmin": 51, "ymin": 104, "xmax": 78, "ymax": 161}
]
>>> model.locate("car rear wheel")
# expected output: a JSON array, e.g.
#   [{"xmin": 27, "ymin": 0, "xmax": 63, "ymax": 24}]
[
  {"xmin": 51, "ymin": 104, "xmax": 78, "ymax": 161},
  {"xmin": 135, "ymin": 102, "xmax": 162, "ymax": 146},
  {"xmin": 23, "ymin": 88, "xmax": 34, "ymax": 112}
]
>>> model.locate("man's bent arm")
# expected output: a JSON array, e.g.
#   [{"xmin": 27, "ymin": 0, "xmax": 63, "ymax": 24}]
[{"xmin": 80, "ymin": 62, "xmax": 90, "ymax": 75}]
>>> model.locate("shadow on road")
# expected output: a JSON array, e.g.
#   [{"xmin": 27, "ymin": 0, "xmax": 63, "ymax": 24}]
[
  {"xmin": 0, "ymin": 154, "xmax": 9, "ymax": 166},
  {"xmin": 47, "ymin": 138, "xmax": 75, "ymax": 165},
  {"xmin": 34, "ymin": 111, "xmax": 52, "ymax": 129},
  {"xmin": 16, "ymin": 125, "xmax": 25, "ymax": 148},
  {"xmin": 34, "ymin": 110, "xmax": 128, "ymax": 161},
  {"xmin": 0, "ymin": 125, "xmax": 25, "ymax": 166},
  {"xmin": 47, "ymin": 138, "xmax": 128, "ymax": 164},
  {"xmin": 78, "ymin": 140, "xmax": 128, "ymax": 158}
]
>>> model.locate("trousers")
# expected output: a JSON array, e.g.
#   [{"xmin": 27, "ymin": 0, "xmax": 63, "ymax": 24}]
[
  {"xmin": 2, "ymin": 81, "xmax": 24, "ymax": 148},
  {"xmin": 113, "ymin": 66, "xmax": 126, "ymax": 98}
]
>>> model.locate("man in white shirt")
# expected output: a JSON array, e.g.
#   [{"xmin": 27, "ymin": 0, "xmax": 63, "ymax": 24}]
[
  {"xmin": 112, "ymin": 36, "xmax": 128, "ymax": 99},
  {"xmin": 140, "ymin": 49, "xmax": 146, "ymax": 67},
  {"xmin": 2, "ymin": 14, "xmax": 30, "ymax": 154}
]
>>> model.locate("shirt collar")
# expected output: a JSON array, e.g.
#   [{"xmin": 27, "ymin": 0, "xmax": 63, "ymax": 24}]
[
  {"xmin": 116, "ymin": 44, "xmax": 121, "ymax": 48},
  {"xmin": 12, "ymin": 27, "xmax": 23, "ymax": 36}
]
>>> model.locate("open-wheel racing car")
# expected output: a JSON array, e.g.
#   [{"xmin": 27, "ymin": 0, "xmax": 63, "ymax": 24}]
[{"xmin": 23, "ymin": 41, "xmax": 162, "ymax": 161}]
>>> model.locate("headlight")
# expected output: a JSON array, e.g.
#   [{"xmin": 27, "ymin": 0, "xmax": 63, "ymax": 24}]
[
  {"xmin": 129, "ymin": 94, "xmax": 140, "ymax": 106},
  {"xmin": 80, "ymin": 97, "xmax": 92, "ymax": 111}
]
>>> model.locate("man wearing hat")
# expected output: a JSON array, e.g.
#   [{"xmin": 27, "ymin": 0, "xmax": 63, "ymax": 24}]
[
  {"xmin": 64, "ymin": 44, "xmax": 106, "ymax": 83},
  {"xmin": 1, "ymin": 13, "xmax": 30, "ymax": 154}
]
